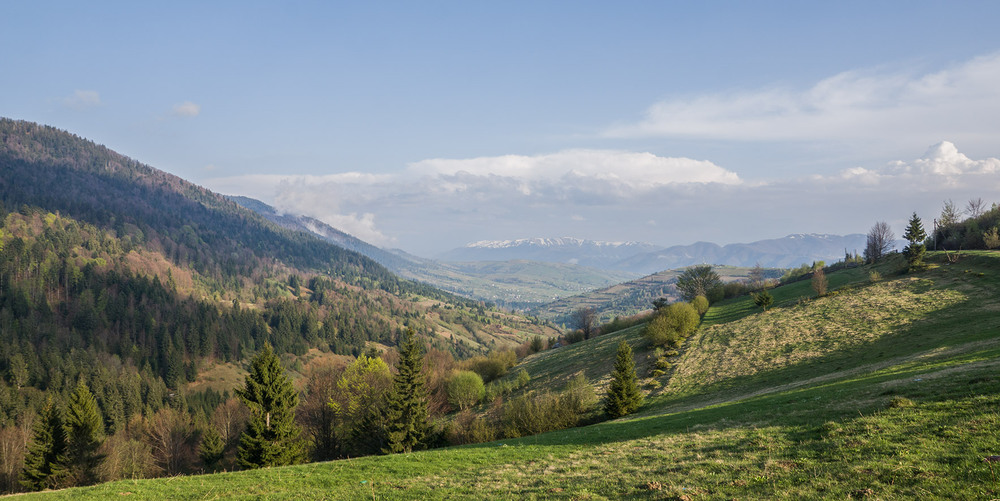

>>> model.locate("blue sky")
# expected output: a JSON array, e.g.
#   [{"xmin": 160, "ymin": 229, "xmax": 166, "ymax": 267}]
[{"xmin": 4, "ymin": 2, "xmax": 1000, "ymax": 256}]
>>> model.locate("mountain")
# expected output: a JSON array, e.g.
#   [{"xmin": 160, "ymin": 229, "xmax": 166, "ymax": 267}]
[
  {"xmin": 0, "ymin": 117, "xmax": 558, "ymax": 403},
  {"xmin": 232, "ymin": 199, "xmax": 638, "ymax": 308},
  {"xmin": 443, "ymin": 233, "xmax": 868, "ymax": 275},
  {"xmin": 617, "ymin": 233, "xmax": 868, "ymax": 275},
  {"xmin": 439, "ymin": 237, "xmax": 662, "ymax": 268}
]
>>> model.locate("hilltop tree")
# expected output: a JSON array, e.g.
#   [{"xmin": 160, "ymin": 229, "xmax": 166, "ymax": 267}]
[
  {"xmin": 236, "ymin": 343, "xmax": 306, "ymax": 469},
  {"xmin": 864, "ymin": 221, "xmax": 895, "ymax": 263},
  {"xmin": 604, "ymin": 341, "xmax": 643, "ymax": 419},
  {"xmin": 21, "ymin": 400, "xmax": 67, "ymax": 491},
  {"xmin": 939, "ymin": 199, "xmax": 960, "ymax": 228},
  {"xmin": 676, "ymin": 265, "xmax": 722, "ymax": 301},
  {"xmin": 64, "ymin": 381, "xmax": 104, "ymax": 486},
  {"xmin": 903, "ymin": 212, "xmax": 927, "ymax": 271},
  {"xmin": 384, "ymin": 329, "xmax": 429, "ymax": 454}
]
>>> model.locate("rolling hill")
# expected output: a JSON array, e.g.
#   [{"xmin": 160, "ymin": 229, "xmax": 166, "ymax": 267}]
[{"xmin": 25, "ymin": 251, "xmax": 1000, "ymax": 499}]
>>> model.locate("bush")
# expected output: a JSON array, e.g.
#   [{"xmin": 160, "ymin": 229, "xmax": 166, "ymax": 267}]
[
  {"xmin": 446, "ymin": 370, "xmax": 485, "ymax": 411},
  {"xmin": 643, "ymin": 302, "xmax": 700, "ymax": 347},
  {"xmin": 464, "ymin": 349, "xmax": 517, "ymax": 382},
  {"xmin": 691, "ymin": 295, "xmax": 710, "ymax": 315},
  {"xmin": 499, "ymin": 376, "xmax": 596, "ymax": 438},
  {"xmin": 868, "ymin": 270, "xmax": 882, "ymax": 282}
]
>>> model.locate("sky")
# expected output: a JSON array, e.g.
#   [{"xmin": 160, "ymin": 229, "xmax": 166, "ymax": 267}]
[{"xmin": 3, "ymin": 1, "xmax": 1000, "ymax": 256}]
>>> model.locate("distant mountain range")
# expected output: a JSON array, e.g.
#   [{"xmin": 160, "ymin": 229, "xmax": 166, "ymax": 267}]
[{"xmin": 442, "ymin": 234, "xmax": 869, "ymax": 275}]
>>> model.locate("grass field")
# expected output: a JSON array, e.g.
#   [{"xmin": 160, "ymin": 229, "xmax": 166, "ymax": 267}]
[{"xmin": 16, "ymin": 252, "xmax": 1000, "ymax": 499}]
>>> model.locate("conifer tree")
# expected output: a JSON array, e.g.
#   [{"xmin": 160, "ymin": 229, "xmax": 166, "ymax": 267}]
[
  {"xmin": 384, "ymin": 329, "xmax": 429, "ymax": 454},
  {"xmin": 21, "ymin": 399, "xmax": 67, "ymax": 491},
  {"xmin": 236, "ymin": 343, "xmax": 305, "ymax": 469},
  {"xmin": 604, "ymin": 341, "xmax": 643, "ymax": 419},
  {"xmin": 198, "ymin": 427, "xmax": 225, "ymax": 472},
  {"xmin": 903, "ymin": 212, "xmax": 927, "ymax": 270},
  {"xmin": 64, "ymin": 381, "xmax": 104, "ymax": 486}
]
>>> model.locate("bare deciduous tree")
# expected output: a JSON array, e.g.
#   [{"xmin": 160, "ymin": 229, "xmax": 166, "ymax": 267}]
[
  {"xmin": 571, "ymin": 307, "xmax": 598, "ymax": 340},
  {"xmin": 967, "ymin": 197, "xmax": 987, "ymax": 219},
  {"xmin": 864, "ymin": 221, "xmax": 895, "ymax": 263}
]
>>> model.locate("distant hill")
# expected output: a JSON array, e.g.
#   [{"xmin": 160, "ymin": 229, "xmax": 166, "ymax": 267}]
[
  {"xmin": 439, "ymin": 237, "xmax": 662, "ymax": 268},
  {"xmin": 234, "ymin": 198, "xmax": 638, "ymax": 308},
  {"xmin": 443, "ymin": 233, "xmax": 868, "ymax": 274}
]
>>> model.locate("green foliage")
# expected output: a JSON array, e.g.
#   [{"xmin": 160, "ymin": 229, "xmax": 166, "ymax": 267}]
[
  {"xmin": 64, "ymin": 382, "xmax": 105, "ymax": 487},
  {"xmin": 446, "ymin": 370, "xmax": 485, "ymax": 411},
  {"xmin": 903, "ymin": 212, "xmax": 927, "ymax": 270},
  {"xmin": 21, "ymin": 400, "xmax": 68, "ymax": 491},
  {"xmin": 691, "ymin": 295, "xmax": 710, "ymax": 315},
  {"xmin": 198, "ymin": 427, "xmax": 225, "ymax": 472},
  {"xmin": 604, "ymin": 341, "xmax": 642, "ymax": 419},
  {"xmin": 675, "ymin": 265, "xmax": 722, "ymax": 301},
  {"xmin": 499, "ymin": 375, "xmax": 597, "ymax": 438},
  {"xmin": 464, "ymin": 350, "xmax": 517, "ymax": 383},
  {"xmin": 752, "ymin": 290, "xmax": 773, "ymax": 311},
  {"xmin": 384, "ymin": 329, "xmax": 429, "ymax": 454},
  {"xmin": 643, "ymin": 302, "xmax": 700, "ymax": 348},
  {"xmin": 236, "ymin": 343, "xmax": 305, "ymax": 469},
  {"xmin": 984, "ymin": 226, "xmax": 1000, "ymax": 249}
]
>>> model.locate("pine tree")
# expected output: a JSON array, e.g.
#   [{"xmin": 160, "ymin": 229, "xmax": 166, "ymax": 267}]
[
  {"xmin": 21, "ymin": 399, "xmax": 68, "ymax": 491},
  {"xmin": 198, "ymin": 427, "xmax": 225, "ymax": 472},
  {"xmin": 236, "ymin": 343, "xmax": 305, "ymax": 469},
  {"xmin": 64, "ymin": 381, "xmax": 105, "ymax": 486},
  {"xmin": 903, "ymin": 212, "xmax": 927, "ymax": 270},
  {"xmin": 384, "ymin": 329, "xmax": 429, "ymax": 454},
  {"xmin": 604, "ymin": 341, "xmax": 643, "ymax": 419}
]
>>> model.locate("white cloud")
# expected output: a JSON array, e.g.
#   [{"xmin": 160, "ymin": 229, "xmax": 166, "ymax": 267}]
[
  {"xmin": 410, "ymin": 149, "xmax": 741, "ymax": 190},
  {"xmin": 63, "ymin": 90, "xmax": 101, "ymax": 110},
  {"xmin": 818, "ymin": 141, "xmax": 1000, "ymax": 190},
  {"xmin": 171, "ymin": 101, "xmax": 201, "ymax": 117},
  {"xmin": 606, "ymin": 52, "xmax": 1000, "ymax": 149}
]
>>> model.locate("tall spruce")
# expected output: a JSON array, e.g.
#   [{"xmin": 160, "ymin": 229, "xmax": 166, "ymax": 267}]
[
  {"xmin": 21, "ymin": 399, "xmax": 68, "ymax": 491},
  {"xmin": 198, "ymin": 427, "xmax": 225, "ymax": 472},
  {"xmin": 903, "ymin": 212, "xmax": 928, "ymax": 270},
  {"xmin": 236, "ymin": 343, "xmax": 305, "ymax": 469},
  {"xmin": 64, "ymin": 381, "xmax": 104, "ymax": 486},
  {"xmin": 605, "ymin": 341, "xmax": 643, "ymax": 419},
  {"xmin": 384, "ymin": 329, "xmax": 429, "ymax": 454}
]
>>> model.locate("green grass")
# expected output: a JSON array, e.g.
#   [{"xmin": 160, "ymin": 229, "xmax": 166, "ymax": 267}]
[{"xmin": 17, "ymin": 251, "xmax": 1000, "ymax": 499}]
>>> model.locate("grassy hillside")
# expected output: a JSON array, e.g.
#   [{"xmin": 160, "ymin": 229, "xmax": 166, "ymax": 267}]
[{"xmin": 17, "ymin": 251, "xmax": 1000, "ymax": 499}]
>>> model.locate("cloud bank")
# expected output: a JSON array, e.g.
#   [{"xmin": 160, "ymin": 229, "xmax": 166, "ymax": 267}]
[
  {"xmin": 207, "ymin": 143, "xmax": 1000, "ymax": 255},
  {"xmin": 606, "ymin": 52, "xmax": 1000, "ymax": 149}
]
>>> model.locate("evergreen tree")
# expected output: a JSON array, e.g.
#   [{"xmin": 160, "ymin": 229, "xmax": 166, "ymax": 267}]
[
  {"xmin": 236, "ymin": 343, "xmax": 305, "ymax": 469},
  {"xmin": 384, "ymin": 329, "xmax": 429, "ymax": 454},
  {"xmin": 604, "ymin": 341, "xmax": 643, "ymax": 419},
  {"xmin": 198, "ymin": 427, "xmax": 225, "ymax": 472},
  {"xmin": 21, "ymin": 399, "xmax": 67, "ymax": 491},
  {"xmin": 64, "ymin": 381, "xmax": 105, "ymax": 486},
  {"xmin": 903, "ymin": 212, "xmax": 927, "ymax": 270}
]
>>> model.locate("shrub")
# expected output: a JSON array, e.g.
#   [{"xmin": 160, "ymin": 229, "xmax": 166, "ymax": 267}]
[
  {"xmin": 643, "ymin": 302, "xmax": 700, "ymax": 347},
  {"xmin": 691, "ymin": 295, "xmax": 710, "ymax": 315},
  {"xmin": 985, "ymin": 226, "xmax": 1000, "ymax": 249},
  {"xmin": 752, "ymin": 291, "xmax": 773, "ymax": 311},
  {"xmin": 811, "ymin": 268, "xmax": 828, "ymax": 297},
  {"xmin": 888, "ymin": 396, "xmax": 915, "ymax": 409},
  {"xmin": 446, "ymin": 370, "xmax": 485, "ymax": 411},
  {"xmin": 868, "ymin": 270, "xmax": 882, "ymax": 282}
]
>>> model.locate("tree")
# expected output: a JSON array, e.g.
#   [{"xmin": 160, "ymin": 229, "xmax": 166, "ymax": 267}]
[
  {"xmin": 864, "ymin": 221, "xmax": 895, "ymax": 263},
  {"xmin": 604, "ymin": 341, "xmax": 642, "ymax": 419},
  {"xmin": 446, "ymin": 370, "xmax": 485, "ymax": 411},
  {"xmin": 675, "ymin": 265, "xmax": 722, "ymax": 301},
  {"xmin": 198, "ymin": 427, "xmax": 225, "ymax": 472},
  {"xmin": 64, "ymin": 382, "xmax": 104, "ymax": 486},
  {"xmin": 21, "ymin": 400, "xmax": 67, "ymax": 491},
  {"xmin": 752, "ymin": 290, "xmax": 773, "ymax": 311},
  {"xmin": 967, "ymin": 197, "xmax": 987, "ymax": 219},
  {"xmin": 571, "ymin": 307, "xmax": 598, "ymax": 339},
  {"xmin": 327, "ymin": 353, "xmax": 392, "ymax": 456},
  {"xmin": 903, "ymin": 212, "xmax": 927, "ymax": 271},
  {"xmin": 811, "ymin": 268, "xmax": 828, "ymax": 297},
  {"xmin": 236, "ymin": 343, "xmax": 305, "ymax": 469},
  {"xmin": 939, "ymin": 199, "xmax": 960, "ymax": 227},
  {"xmin": 691, "ymin": 295, "xmax": 710, "ymax": 316},
  {"xmin": 747, "ymin": 263, "xmax": 766, "ymax": 291},
  {"xmin": 384, "ymin": 329, "xmax": 429, "ymax": 454}
]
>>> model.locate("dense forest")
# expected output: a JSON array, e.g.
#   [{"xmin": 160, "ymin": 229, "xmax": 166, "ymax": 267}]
[{"xmin": 0, "ymin": 119, "xmax": 557, "ymax": 493}]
